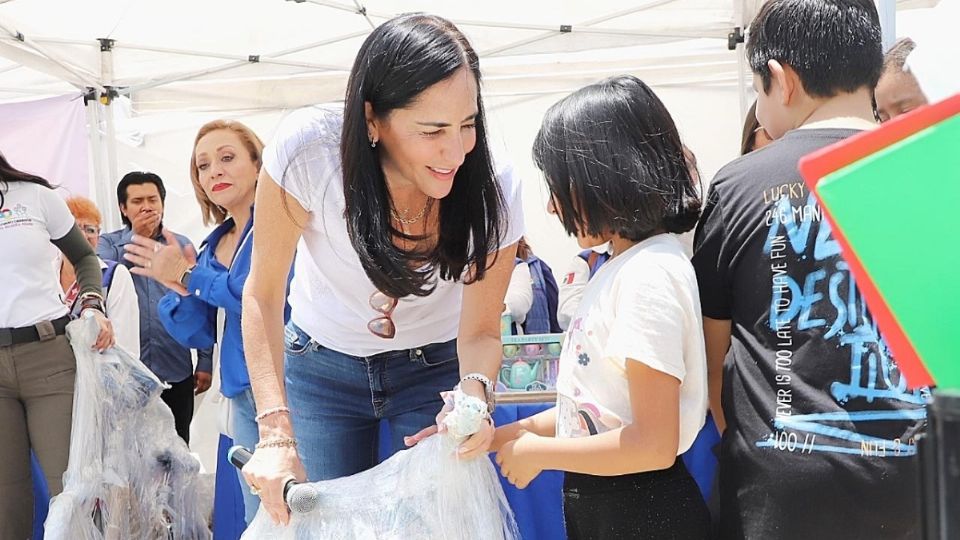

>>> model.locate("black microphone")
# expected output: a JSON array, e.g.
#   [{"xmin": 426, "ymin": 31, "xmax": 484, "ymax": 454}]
[
  {"xmin": 227, "ymin": 445, "xmax": 320, "ymax": 514},
  {"xmin": 228, "ymin": 445, "xmax": 253, "ymax": 470}
]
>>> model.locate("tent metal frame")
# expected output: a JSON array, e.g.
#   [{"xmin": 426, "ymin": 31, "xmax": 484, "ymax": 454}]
[{"xmin": 0, "ymin": 0, "xmax": 901, "ymax": 216}]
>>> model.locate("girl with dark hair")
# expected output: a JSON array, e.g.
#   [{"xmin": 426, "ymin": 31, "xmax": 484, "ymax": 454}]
[
  {"xmin": 241, "ymin": 13, "xmax": 523, "ymax": 524},
  {"xmin": 0, "ymin": 152, "xmax": 114, "ymax": 538},
  {"xmin": 493, "ymin": 75, "xmax": 710, "ymax": 539}
]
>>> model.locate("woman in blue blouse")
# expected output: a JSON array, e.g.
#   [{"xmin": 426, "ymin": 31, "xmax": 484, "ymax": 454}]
[{"xmin": 123, "ymin": 119, "xmax": 283, "ymax": 524}]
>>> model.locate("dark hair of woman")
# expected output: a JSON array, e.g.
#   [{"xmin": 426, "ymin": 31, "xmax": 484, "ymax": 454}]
[
  {"xmin": 532, "ymin": 75, "xmax": 701, "ymax": 243},
  {"xmin": 0, "ymin": 151, "xmax": 55, "ymax": 208},
  {"xmin": 340, "ymin": 13, "xmax": 504, "ymax": 298}
]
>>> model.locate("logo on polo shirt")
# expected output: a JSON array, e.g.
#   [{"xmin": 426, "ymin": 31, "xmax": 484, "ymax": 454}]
[{"xmin": 0, "ymin": 203, "xmax": 28, "ymax": 223}]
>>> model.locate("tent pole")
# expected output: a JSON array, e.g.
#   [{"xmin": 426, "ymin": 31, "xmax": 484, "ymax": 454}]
[
  {"xmin": 101, "ymin": 96, "xmax": 120, "ymax": 231},
  {"xmin": 99, "ymin": 40, "xmax": 121, "ymax": 231},
  {"xmin": 85, "ymin": 93, "xmax": 107, "ymax": 210},
  {"xmin": 735, "ymin": 0, "xmax": 749, "ymax": 125}
]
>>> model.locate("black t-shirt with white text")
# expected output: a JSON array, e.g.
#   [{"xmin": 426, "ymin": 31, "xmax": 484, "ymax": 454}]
[{"xmin": 693, "ymin": 128, "xmax": 926, "ymax": 540}]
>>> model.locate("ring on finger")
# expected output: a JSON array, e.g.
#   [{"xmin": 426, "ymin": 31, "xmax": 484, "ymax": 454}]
[{"xmin": 153, "ymin": 242, "xmax": 162, "ymax": 253}]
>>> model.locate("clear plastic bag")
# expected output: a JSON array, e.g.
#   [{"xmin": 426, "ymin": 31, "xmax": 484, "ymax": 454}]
[
  {"xmin": 242, "ymin": 392, "xmax": 519, "ymax": 540},
  {"xmin": 44, "ymin": 317, "xmax": 211, "ymax": 540}
]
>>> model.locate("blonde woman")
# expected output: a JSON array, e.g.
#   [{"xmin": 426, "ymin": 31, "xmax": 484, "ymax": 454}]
[{"xmin": 123, "ymin": 120, "xmax": 279, "ymax": 524}]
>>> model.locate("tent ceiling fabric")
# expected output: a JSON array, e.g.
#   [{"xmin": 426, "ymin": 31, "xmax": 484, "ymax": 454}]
[
  {"xmin": 0, "ymin": 0, "xmax": 748, "ymax": 110},
  {"xmin": 0, "ymin": 0, "xmax": 941, "ymax": 110}
]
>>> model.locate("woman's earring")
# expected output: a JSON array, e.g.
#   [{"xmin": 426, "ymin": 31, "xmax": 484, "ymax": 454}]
[{"xmin": 370, "ymin": 140, "xmax": 377, "ymax": 148}]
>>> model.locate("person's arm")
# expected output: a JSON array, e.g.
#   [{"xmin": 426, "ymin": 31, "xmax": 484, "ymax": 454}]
[
  {"xmin": 185, "ymin": 260, "xmax": 244, "ymax": 313},
  {"xmin": 241, "ymin": 172, "xmax": 307, "ymax": 525},
  {"xmin": 194, "ymin": 347, "xmax": 213, "ymax": 394},
  {"xmin": 153, "ymin": 239, "xmax": 217, "ymax": 346},
  {"xmin": 490, "ymin": 407, "xmax": 557, "ymax": 452},
  {"xmin": 123, "ymin": 231, "xmax": 197, "ymax": 296},
  {"xmin": 454, "ymin": 241, "xmax": 519, "ymax": 452},
  {"xmin": 703, "ymin": 317, "xmax": 731, "ymax": 433},
  {"xmin": 158, "ymin": 291, "xmax": 217, "ymax": 349},
  {"xmin": 503, "ymin": 261, "xmax": 533, "ymax": 324},
  {"xmin": 691, "ymin": 181, "xmax": 733, "ymax": 435},
  {"xmin": 556, "ymin": 256, "xmax": 589, "ymax": 330},
  {"xmin": 52, "ymin": 226, "xmax": 114, "ymax": 351},
  {"xmin": 498, "ymin": 360, "xmax": 680, "ymax": 487},
  {"xmin": 54, "ymin": 227, "xmax": 102, "ymax": 299},
  {"xmin": 106, "ymin": 264, "xmax": 140, "ymax": 359},
  {"xmin": 196, "ymin": 347, "xmax": 214, "ymax": 373}
]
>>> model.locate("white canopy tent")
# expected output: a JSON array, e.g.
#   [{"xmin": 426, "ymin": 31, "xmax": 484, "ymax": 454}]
[
  {"xmin": 0, "ymin": 0, "xmax": 938, "ymax": 268},
  {"xmin": 0, "ymin": 0, "xmax": 943, "ymax": 474}
]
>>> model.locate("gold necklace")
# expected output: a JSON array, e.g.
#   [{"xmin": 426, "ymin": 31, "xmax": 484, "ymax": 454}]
[{"xmin": 391, "ymin": 198, "xmax": 430, "ymax": 225}]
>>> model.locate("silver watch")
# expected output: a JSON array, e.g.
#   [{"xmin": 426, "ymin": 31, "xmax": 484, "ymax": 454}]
[{"xmin": 460, "ymin": 373, "xmax": 496, "ymax": 413}]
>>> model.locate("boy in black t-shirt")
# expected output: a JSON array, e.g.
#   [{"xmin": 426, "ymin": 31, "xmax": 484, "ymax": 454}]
[{"xmin": 692, "ymin": 1, "xmax": 928, "ymax": 538}]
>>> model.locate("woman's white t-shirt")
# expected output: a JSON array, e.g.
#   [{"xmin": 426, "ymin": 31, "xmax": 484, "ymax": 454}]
[
  {"xmin": 0, "ymin": 182, "xmax": 73, "ymax": 328},
  {"xmin": 555, "ymin": 234, "xmax": 708, "ymax": 454},
  {"xmin": 263, "ymin": 104, "xmax": 524, "ymax": 357}
]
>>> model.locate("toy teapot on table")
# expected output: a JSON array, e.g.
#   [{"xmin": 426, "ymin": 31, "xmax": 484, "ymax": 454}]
[{"xmin": 500, "ymin": 359, "xmax": 541, "ymax": 390}]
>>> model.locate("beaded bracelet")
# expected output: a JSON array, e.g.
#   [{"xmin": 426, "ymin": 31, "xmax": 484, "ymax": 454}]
[
  {"xmin": 255, "ymin": 437, "xmax": 298, "ymax": 449},
  {"xmin": 255, "ymin": 406, "xmax": 291, "ymax": 423}
]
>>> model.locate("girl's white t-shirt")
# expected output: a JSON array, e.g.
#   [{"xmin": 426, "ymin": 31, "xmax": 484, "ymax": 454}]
[
  {"xmin": 0, "ymin": 182, "xmax": 73, "ymax": 328},
  {"xmin": 555, "ymin": 234, "xmax": 708, "ymax": 454},
  {"xmin": 263, "ymin": 104, "xmax": 524, "ymax": 357}
]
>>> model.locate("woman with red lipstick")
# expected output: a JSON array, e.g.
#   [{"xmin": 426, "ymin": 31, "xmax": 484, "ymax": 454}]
[
  {"xmin": 124, "ymin": 119, "xmax": 286, "ymax": 525},
  {"xmin": 239, "ymin": 14, "xmax": 524, "ymax": 525}
]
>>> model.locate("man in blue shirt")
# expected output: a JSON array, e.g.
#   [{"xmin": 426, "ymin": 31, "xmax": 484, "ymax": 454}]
[{"xmin": 98, "ymin": 171, "xmax": 212, "ymax": 445}]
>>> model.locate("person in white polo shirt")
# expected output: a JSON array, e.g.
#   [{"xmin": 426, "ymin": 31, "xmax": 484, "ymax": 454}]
[{"xmin": 0, "ymin": 152, "xmax": 113, "ymax": 538}]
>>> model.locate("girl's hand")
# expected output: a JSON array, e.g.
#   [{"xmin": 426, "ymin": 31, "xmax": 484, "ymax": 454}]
[
  {"xmin": 242, "ymin": 444, "xmax": 307, "ymax": 526},
  {"xmin": 457, "ymin": 416, "xmax": 494, "ymax": 458},
  {"xmin": 495, "ymin": 431, "xmax": 543, "ymax": 489},
  {"xmin": 489, "ymin": 423, "xmax": 522, "ymax": 453},
  {"xmin": 124, "ymin": 230, "xmax": 197, "ymax": 295}
]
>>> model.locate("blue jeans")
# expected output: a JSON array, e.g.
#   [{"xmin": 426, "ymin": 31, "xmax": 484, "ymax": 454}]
[
  {"xmin": 230, "ymin": 389, "xmax": 260, "ymax": 525},
  {"xmin": 283, "ymin": 322, "xmax": 460, "ymax": 481}
]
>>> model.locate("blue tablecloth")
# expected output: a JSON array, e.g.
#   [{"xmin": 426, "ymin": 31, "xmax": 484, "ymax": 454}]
[{"xmin": 491, "ymin": 404, "xmax": 567, "ymax": 540}]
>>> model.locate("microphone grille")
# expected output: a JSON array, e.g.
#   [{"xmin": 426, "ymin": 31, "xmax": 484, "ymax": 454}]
[{"xmin": 286, "ymin": 483, "xmax": 320, "ymax": 514}]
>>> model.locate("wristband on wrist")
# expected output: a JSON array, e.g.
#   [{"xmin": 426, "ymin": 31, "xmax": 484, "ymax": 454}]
[
  {"xmin": 73, "ymin": 292, "xmax": 106, "ymax": 318},
  {"xmin": 460, "ymin": 372, "xmax": 496, "ymax": 413}
]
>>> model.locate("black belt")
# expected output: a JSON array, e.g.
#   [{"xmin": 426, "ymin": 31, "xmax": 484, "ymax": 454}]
[{"xmin": 0, "ymin": 315, "xmax": 70, "ymax": 347}]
